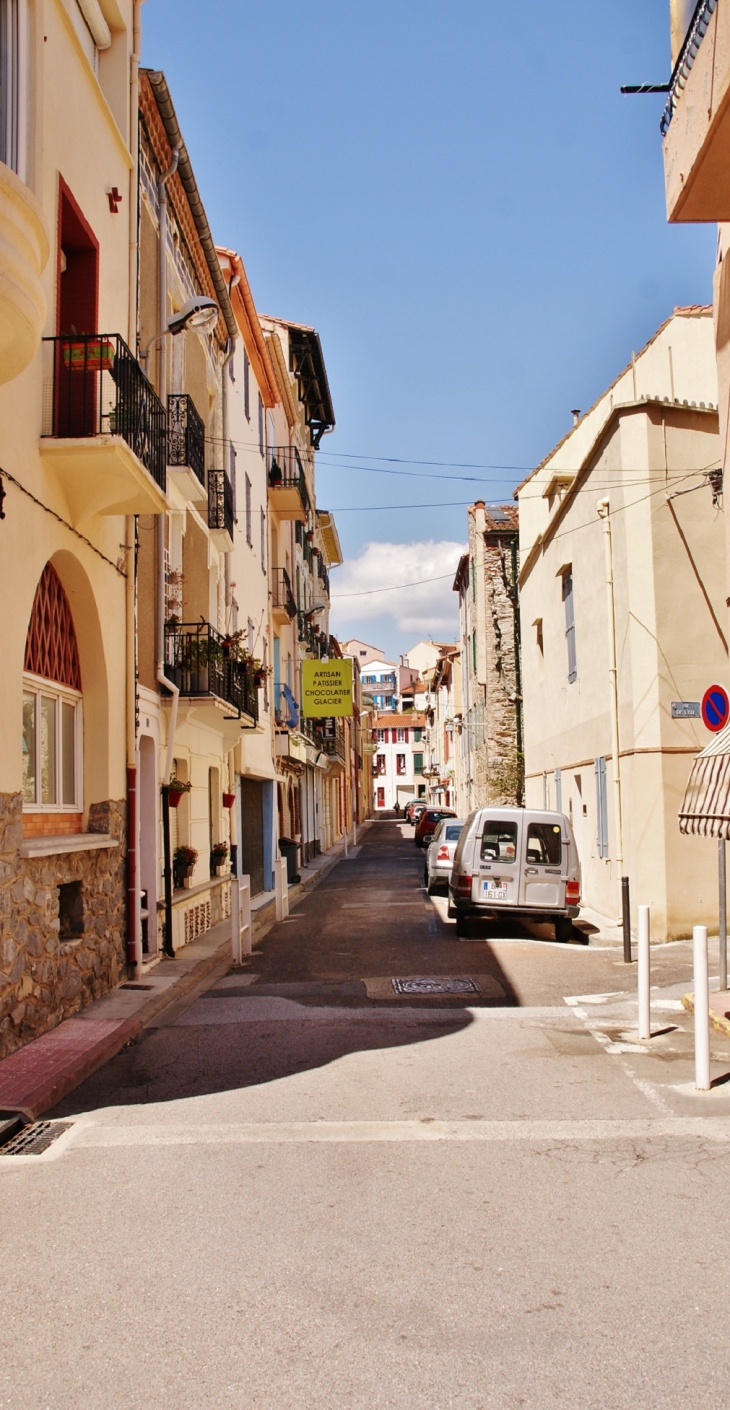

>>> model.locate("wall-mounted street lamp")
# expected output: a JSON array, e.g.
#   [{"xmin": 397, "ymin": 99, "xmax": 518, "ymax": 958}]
[{"xmin": 140, "ymin": 295, "xmax": 219, "ymax": 368}]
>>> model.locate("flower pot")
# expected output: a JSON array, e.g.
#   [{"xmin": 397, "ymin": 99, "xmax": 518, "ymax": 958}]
[
  {"xmin": 216, "ymin": 864, "xmax": 228, "ymax": 877},
  {"xmin": 63, "ymin": 338, "xmax": 115, "ymax": 372},
  {"xmin": 183, "ymin": 876, "xmax": 194, "ymax": 889},
  {"xmin": 168, "ymin": 788, "xmax": 185, "ymax": 808},
  {"xmin": 222, "ymin": 792, "xmax": 235, "ymax": 809}
]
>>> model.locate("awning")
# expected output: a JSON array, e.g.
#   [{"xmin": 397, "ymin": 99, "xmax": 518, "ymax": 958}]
[{"xmin": 679, "ymin": 722, "xmax": 730, "ymax": 838}]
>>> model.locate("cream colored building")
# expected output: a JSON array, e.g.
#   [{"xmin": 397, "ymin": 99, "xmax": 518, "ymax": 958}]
[
  {"xmin": 0, "ymin": 0, "xmax": 167, "ymax": 1055},
  {"xmin": 517, "ymin": 308, "xmax": 724, "ymax": 939}
]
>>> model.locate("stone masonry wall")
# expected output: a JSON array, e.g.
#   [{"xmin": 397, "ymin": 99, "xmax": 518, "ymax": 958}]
[
  {"xmin": 0, "ymin": 793, "xmax": 126, "ymax": 1059},
  {"xmin": 483, "ymin": 536, "xmax": 522, "ymax": 804}
]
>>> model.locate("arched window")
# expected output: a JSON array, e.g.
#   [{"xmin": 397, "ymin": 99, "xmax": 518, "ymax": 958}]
[{"xmin": 22, "ymin": 564, "xmax": 82, "ymax": 810}]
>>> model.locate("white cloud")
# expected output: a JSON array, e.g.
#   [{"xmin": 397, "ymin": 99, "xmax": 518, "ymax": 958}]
[{"xmin": 330, "ymin": 539, "xmax": 465, "ymax": 641}]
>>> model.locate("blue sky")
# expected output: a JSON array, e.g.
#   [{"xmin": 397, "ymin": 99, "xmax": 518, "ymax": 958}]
[{"xmin": 142, "ymin": 0, "xmax": 715, "ymax": 661}]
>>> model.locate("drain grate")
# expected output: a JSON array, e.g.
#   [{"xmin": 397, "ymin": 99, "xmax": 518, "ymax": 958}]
[
  {"xmin": 391, "ymin": 976, "xmax": 482, "ymax": 996},
  {"xmin": 120, "ymin": 983, "xmax": 154, "ymax": 990},
  {"xmin": 0, "ymin": 1121, "xmax": 72, "ymax": 1157}
]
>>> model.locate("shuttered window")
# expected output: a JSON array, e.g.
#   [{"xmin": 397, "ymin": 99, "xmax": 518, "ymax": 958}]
[
  {"xmin": 563, "ymin": 571, "xmax": 577, "ymax": 682},
  {"xmin": 595, "ymin": 756, "xmax": 608, "ymax": 858}
]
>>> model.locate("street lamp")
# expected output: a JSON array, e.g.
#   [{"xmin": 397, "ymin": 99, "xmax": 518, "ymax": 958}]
[{"xmin": 140, "ymin": 295, "xmax": 219, "ymax": 367}]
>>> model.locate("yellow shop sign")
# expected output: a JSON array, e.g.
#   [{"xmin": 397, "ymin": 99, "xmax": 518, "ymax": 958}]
[{"xmin": 301, "ymin": 659, "xmax": 353, "ymax": 717}]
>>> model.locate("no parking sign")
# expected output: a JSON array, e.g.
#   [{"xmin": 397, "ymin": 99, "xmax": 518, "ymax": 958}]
[{"xmin": 701, "ymin": 685, "xmax": 730, "ymax": 733}]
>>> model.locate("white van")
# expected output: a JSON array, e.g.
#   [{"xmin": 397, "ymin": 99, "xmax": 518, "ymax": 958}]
[{"xmin": 448, "ymin": 806, "xmax": 581, "ymax": 942}]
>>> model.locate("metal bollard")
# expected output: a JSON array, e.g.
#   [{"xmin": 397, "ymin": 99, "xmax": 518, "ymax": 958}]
[
  {"xmin": 637, "ymin": 905, "xmax": 650, "ymax": 1040},
  {"xmin": 240, "ymin": 875, "xmax": 252, "ymax": 957},
  {"xmin": 231, "ymin": 877, "xmax": 241, "ymax": 965},
  {"xmin": 621, "ymin": 876, "xmax": 632, "ymax": 963},
  {"xmin": 693, "ymin": 924, "xmax": 711, "ymax": 1091},
  {"xmin": 275, "ymin": 856, "xmax": 289, "ymax": 922}
]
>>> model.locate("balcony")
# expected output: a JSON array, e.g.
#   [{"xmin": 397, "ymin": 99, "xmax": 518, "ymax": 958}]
[
  {"xmin": 164, "ymin": 622, "xmax": 259, "ymax": 728},
  {"xmin": 298, "ymin": 612, "xmax": 330, "ymax": 658},
  {"xmin": 317, "ymin": 558, "xmax": 330, "ymax": 597},
  {"xmin": 40, "ymin": 334, "xmax": 168, "ymax": 524},
  {"xmin": 167, "ymin": 393, "xmax": 206, "ymax": 504},
  {"xmin": 0, "ymin": 162, "xmax": 49, "ymax": 385},
  {"xmin": 208, "ymin": 468, "xmax": 234, "ymax": 551},
  {"xmin": 268, "ymin": 445, "xmax": 310, "ymax": 522},
  {"xmin": 272, "ymin": 567, "xmax": 297, "ymax": 624},
  {"xmin": 661, "ymin": 0, "xmax": 730, "ymax": 221}
]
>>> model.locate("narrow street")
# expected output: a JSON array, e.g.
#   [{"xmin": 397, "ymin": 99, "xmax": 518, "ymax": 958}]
[{"xmin": 4, "ymin": 821, "xmax": 730, "ymax": 1408}]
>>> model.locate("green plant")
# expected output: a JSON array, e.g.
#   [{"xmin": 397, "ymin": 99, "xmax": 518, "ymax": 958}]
[
  {"xmin": 211, "ymin": 841, "xmax": 229, "ymax": 859},
  {"xmin": 168, "ymin": 776, "xmax": 192, "ymax": 795}
]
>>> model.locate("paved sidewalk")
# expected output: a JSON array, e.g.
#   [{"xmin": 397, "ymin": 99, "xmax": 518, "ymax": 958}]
[{"xmin": 0, "ymin": 826, "xmax": 366, "ymax": 1120}]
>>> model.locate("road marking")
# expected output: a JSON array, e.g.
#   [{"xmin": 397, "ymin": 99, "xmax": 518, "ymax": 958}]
[{"xmin": 58, "ymin": 1115, "xmax": 730, "ymax": 1152}]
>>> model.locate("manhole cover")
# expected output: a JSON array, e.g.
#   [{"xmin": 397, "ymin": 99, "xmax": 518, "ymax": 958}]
[
  {"xmin": 391, "ymin": 977, "xmax": 482, "ymax": 995},
  {"xmin": 0, "ymin": 1121, "xmax": 72, "ymax": 1157}
]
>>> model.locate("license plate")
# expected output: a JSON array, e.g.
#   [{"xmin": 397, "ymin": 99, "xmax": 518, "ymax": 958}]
[{"xmin": 482, "ymin": 881, "xmax": 508, "ymax": 900}]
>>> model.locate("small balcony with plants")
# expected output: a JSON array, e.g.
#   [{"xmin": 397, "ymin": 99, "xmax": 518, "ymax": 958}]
[
  {"xmin": 167, "ymin": 392, "xmax": 206, "ymax": 505},
  {"xmin": 272, "ymin": 567, "xmax": 297, "ymax": 624},
  {"xmin": 267, "ymin": 445, "xmax": 310, "ymax": 523},
  {"xmin": 40, "ymin": 332, "xmax": 168, "ymax": 524},
  {"xmin": 164, "ymin": 621, "xmax": 259, "ymax": 734},
  {"xmin": 208, "ymin": 467, "xmax": 235, "ymax": 550}
]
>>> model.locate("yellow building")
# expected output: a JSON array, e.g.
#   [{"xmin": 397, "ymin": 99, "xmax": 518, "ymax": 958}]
[
  {"xmin": 517, "ymin": 308, "xmax": 724, "ymax": 940},
  {"xmin": 0, "ymin": 0, "xmax": 167, "ymax": 1055}
]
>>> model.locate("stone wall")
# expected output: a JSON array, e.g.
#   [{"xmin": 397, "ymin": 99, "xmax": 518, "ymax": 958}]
[
  {"xmin": 483, "ymin": 536, "xmax": 523, "ymax": 804},
  {"xmin": 0, "ymin": 792, "xmax": 127, "ymax": 1059}
]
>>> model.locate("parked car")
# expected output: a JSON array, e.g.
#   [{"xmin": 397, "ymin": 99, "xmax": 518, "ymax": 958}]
[
  {"xmin": 415, "ymin": 806, "xmax": 457, "ymax": 848},
  {"xmin": 405, "ymin": 800, "xmax": 426, "ymax": 825},
  {"xmin": 424, "ymin": 818, "xmax": 466, "ymax": 894},
  {"xmin": 448, "ymin": 806, "xmax": 581, "ymax": 942}
]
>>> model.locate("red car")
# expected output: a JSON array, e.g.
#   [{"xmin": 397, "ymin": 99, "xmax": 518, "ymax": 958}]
[{"xmin": 414, "ymin": 806, "xmax": 457, "ymax": 848}]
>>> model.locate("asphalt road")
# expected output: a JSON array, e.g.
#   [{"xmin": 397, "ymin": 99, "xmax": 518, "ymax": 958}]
[{"xmin": 2, "ymin": 820, "xmax": 730, "ymax": 1408}]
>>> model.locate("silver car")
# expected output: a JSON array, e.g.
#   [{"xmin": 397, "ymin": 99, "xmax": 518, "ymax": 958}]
[
  {"xmin": 424, "ymin": 818, "xmax": 466, "ymax": 895},
  {"xmin": 449, "ymin": 806, "xmax": 581, "ymax": 942}
]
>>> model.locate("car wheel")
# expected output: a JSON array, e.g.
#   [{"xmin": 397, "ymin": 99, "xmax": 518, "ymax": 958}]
[
  {"xmin": 447, "ymin": 898, "xmax": 456, "ymax": 919},
  {"xmin": 455, "ymin": 910, "xmax": 469, "ymax": 938},
  {"xmin": 426, "ymin": 874, "xmax": 437, "ymax": 896},
  {"xmin": 554, "ymin": 916, "xmax": 573, "ymax": 944},
  {"xmin": 423, "ymin": 867, "xmax": 429, "ymax": 888}
]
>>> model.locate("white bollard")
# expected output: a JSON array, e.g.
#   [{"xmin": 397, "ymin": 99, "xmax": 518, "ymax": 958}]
[
  {"xmin": 637, "ymin": 905, "xmax": 651, "ymax": 1040},
  {"xmin": 353, "ymin": 820, "xmax": 358, "ymax": 847},
  {"xmin": 231, "ymin": 877, "xmax": 241, "ymax": 965},
  {"xmin": 693, "ymin": 924, "xmax": 711, "ymax": 1091},
  {"xmin": 343, "ymin": 829, "xmax": 348, "ymax": 858},
  {"xmin": 240, "ymin": 875, "xmax": 252, "ymax": 957},
  {"xmin": 275, "ymin": 856, "xmax": 289, "ymax": 921}
]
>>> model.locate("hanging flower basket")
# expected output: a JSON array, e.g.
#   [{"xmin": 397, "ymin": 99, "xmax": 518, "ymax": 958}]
[
  {"xmin": 167, "ymin": 777, "xmax": 192, "ymax": 808},
  {"xmin": 222, "ymin": 791, "xmax": 235, "ymax": 809},
  {"xmin": 63, "ymin": 338, "xmax": 115, "ymax": 372}
]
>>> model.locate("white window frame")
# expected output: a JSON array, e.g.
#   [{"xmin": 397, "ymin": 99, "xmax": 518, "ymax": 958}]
[
  {"xmin": 0, "ymin": 0, "xmax": 28, "ymax": 180},
  {"xmin": 22, "ymin": 672, "xmax": 83, "ymax": 812}
]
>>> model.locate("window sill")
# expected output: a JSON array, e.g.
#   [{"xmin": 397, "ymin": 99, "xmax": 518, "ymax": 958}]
[{"xmin": 19, "ymin": 833, "xmax": 119, "ymax": 859}]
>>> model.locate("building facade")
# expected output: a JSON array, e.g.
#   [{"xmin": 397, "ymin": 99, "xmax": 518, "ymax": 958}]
[
  {"xmin": 372, "ymin": 714, "xmax": 427, "ymax": 811},
  {"xmin": 517, "ymin": 308, "xmax": 723, "ymax": 939}
]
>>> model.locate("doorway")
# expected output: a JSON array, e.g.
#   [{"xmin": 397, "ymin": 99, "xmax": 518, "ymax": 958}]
[{"xmin": 240, "ymin": 777, "xmax": 265, "ymax": 896}]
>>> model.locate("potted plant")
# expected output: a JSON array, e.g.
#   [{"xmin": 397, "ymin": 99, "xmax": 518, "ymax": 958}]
[
  {"xmin": 211, "ymin": 841, "xmax": 229, "ymax": 876},
  {"xmin": 167, "ymin": 776, "xmax": 192, "ymax": 809},
  {"xmin": 269, "ymin": 457, "xmax": 283, "ymax": 486},
  {"xmin": 173, "ymin": 844, "xmax": 198, "ymax": 889},
  {"xmin": 222, "ymin": 790, "xmax": 236, "ymax": 809}
]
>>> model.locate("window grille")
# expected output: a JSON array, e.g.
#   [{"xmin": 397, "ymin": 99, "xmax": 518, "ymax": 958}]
[{"xmin": 24, "ymin": 563, "xmax": 81, "ymax": 689}]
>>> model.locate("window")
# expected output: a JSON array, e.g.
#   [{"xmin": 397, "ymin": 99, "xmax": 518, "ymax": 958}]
[
  {"xmin": 472, "ymin": 632, "xmax": 477, "ymax": 673},
  {"xmin": 413, "ymin": 753, "xmax": 424, "ymax": 775},
  {"xmin": 563, "ymin": 570, "xmax": 576, "ymax": 682},
  {"xmin": 0, "ymin": 0, "xmax": 26, "ymax": 179},
  {"xmin": 260, "ymin": 507, "xmax": 266, "ymax": 573},
  {"xmin": 396, "ymin": 727, "xmax": 407, "ymax": 742},
  {"xmin": 595, "ymin": 756, "xmax": 609, "ymax": 858},
  {"xmin": 257, "ymin": 393, "xmax": 264, "ymax": 455},
  {"xmin": 23, "ymin": 680, "xmax": 81, "ymax": 808},
  {"xmin": 375, "ymin": 728, "xmax": 385, "ymax": 742},
  {"xmin": 535, "ymin": 618, "xmax": 543, "ymax": 654},
  {"xmin": 247, "ymin": 618, "xmax": 255, "ymax": 655},
  {"xmin": 396, "ymin": 754, "xmax": 406, "ymax": 775},
  {"xmin": 526, "ymin": 822, "xmax": 562, "ymax": 866},
  {"xmin": 243, "ymin": 350, "xmax": 250, "ymax": 421},
  {"xmin": 376, "ymin": 754, "xmax": 386, "ymax": 775},
  {"xmin": 414, "ymin": 728, "xmax": 422, "ymax": 743},
  {"xmin": 480, "ymin": 820, "xmax": 518, "ymax": 863},
  {"xmin": 245, "ymin": 474, "xmax": 252, "ymax": 545},
  {"xmin": 376, "ymin": 787, "xmax": 385, "ymax": 809},
  {"xmin": 359, "ymin": 649, "xmax": 366, "ymax": 656}
]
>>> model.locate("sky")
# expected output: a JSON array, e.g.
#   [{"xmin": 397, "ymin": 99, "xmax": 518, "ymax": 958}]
[{"xmin": 142, "ymin": 0, "xmax": 716, "ymax": 663}]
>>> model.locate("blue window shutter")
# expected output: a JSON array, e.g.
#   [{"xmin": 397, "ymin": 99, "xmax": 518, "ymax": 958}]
[
  {"xmin": 563, "ymin": 571, "xmax": 577, "ymax": 682},
  {"xmin": 595, "ymin": 756, "xmax": 608, "ymax": 858}
]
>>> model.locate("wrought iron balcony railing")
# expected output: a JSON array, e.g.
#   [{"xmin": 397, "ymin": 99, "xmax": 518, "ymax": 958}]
[
  {"xmin": 163, "ymin": 621, "xmax": 259, "ymax": 722},
  {"xmin": 208, "ymin": 468, "xmax": 234, "ymax": 540},
  {"xmin": 42, "ymin": 333, "xmax": 167, "ymax": 491},
  {"xmin": 272, "ymin": 567, "xmax": 297, "ymax": 619},
  {"xmin": 661, "ymin": 0, "xmax": 717, "ymax": 135},
  {"xmin": 268, "ymin": 445, "xmax": 311, "ymax": 515},
  {"xmin": 168, "ymin": 393, "xmax": 205, "ymax": 484},
  {"xmin": 317, "ymin": 558, "xmax": 330, "ymax": 597}
]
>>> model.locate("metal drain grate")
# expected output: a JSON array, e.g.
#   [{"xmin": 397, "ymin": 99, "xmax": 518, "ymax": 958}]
[
  {"xmin": 0, "ymin": 1121, "xmax": 72, "ymax": 1156},
  {"xmin": 120, "ymin": 983, "xmax": 154, "ymax": 990},
  {"xmin": 391, "ymin": 976, "xmax": 482, "ymax": 996}
]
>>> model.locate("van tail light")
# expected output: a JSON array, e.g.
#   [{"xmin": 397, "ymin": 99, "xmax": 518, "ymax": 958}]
[
  {"xmin": 566, "ymin": 880, "xmax": 580, "ymax": 904},
  {"xmin": 457, "ymin": 875, "xmax": 473, "ymax": 897},
  {"xmin": 437, "ymin": 846, "xmax": 450, "ymax": 862}
]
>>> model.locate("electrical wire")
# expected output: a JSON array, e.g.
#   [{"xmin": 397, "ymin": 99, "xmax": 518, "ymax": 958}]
[{"xmin": 331, "ymin": 572, "xmax": 458, "ymax": 599}]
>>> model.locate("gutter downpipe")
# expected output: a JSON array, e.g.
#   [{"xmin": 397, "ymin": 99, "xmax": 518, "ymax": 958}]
[
  {"xmin": 126, "ymin": 4, "xmax": 142, "ymax": 978},
  {"xmin": 597, "ymin": 499, "xmax": 624, "ymax": 919},
  {"xmin": 221, "ymin": 270, "xmax": 239, "ymax": 875},
  {"xmin": 155, "ymin": 148, "xmax": 179, "ymax": 959}
]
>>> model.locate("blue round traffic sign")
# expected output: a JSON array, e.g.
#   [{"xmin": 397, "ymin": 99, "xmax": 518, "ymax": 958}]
[{"xmin": 702, "ymin": 685, "xmax": 729, "ymax": 733}]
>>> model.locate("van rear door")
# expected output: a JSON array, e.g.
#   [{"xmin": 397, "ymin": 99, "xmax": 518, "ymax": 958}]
[
  {"xmin": 520, "ymin": 817, "xmax": 565, "ymax": 910},
  {"xmin": 476, "ymin": 815, "xmax": 521, "ymax": 907}
]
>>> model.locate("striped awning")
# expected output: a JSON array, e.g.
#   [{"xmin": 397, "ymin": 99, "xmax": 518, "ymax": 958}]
[{"xmin": 679, "ymin": 722, "xmax": 730, "ymax": 838}]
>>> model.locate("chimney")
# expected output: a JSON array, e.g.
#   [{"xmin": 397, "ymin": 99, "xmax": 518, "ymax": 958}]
[{"xmin": 571, "ymin": 409, "xmax": 581, "ymax": 427}]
